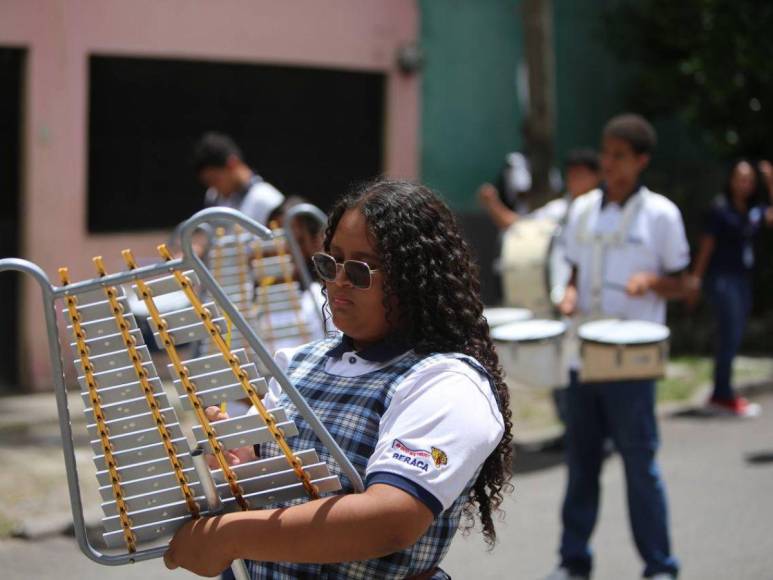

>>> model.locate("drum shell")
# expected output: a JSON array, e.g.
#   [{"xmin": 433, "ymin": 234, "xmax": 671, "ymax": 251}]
[
  {"xmin": 495, "ymin": 335, "xmax": 565, "ymax": 389},
  {"xmin": 500, "ymin": 219, "xmax": 567, "ymax": 317},
  {"xmin": 579, "ymin": 339, "xmax": 669, "ymax": 382}
]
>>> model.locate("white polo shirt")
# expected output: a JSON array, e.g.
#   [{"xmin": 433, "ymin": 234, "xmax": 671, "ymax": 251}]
[
  {"xmin": 530, "ymin": 196, "xmax": 570, "ymax": 223},
  {"xmin": 205, "ymin": 174, "xmax": 285, "ymax": 225},
  {"xmin": 564, "ymin": 186, "xmax": 690, "ymax": 324},
  {"xmin": 258, "ymin": 342, "xmax": 505, "ymax": 513}
]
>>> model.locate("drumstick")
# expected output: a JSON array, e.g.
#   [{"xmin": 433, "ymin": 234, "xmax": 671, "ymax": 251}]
[{"xmin": 603, "ymin": 281, "xmax": 628, "ymax": 293}]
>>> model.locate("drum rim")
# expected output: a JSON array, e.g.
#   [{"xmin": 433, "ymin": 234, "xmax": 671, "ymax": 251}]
[
  {"xmin": 579, "ymin": 337, "xmax": 668, "ymax": 347},
  {"xmin": 577, "ymin": 319, "xmax": 671, "ymax": 345},
  {"xmin": 483, "ymin": 307, "xmax": 534, "ymax": 326},
  {"xmin": 490, "ymin": 318, "xmax": 567, "ymax": 342},
  {"xmin": 493, "ymin": 336, "xmax": 563, "ymax": 345}
]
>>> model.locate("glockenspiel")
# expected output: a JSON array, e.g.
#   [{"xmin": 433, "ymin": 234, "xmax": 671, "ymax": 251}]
[
  {"xmin": 205, "ymin": 203, "xmax": 328, "ymax": 357},
  {"xmin": 0, "ymin": 207, "xmax": 362, "ymax": 579}
]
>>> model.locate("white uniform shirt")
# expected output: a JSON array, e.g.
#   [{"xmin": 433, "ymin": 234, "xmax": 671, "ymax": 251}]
[
  {"xmin": 564, "ymin": 187, "xmax": 690, "ymax": 324},
  {"xmin": 257, "ymin": 342, "xmax": 505, "ymax": 513},
  {"xmin": 530, "ymin": 196, "xmax": 570, "ymax": 223},
  {"xmin": 205, "ymin": 175, "xmax": 285, "ymax": 225}
]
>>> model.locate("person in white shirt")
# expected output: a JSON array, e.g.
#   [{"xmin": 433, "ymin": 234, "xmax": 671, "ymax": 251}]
[
  {"xmin": 478, "ymin": 149, "xmax": 601, "ymax": 231},
  {"xmin": 545, "ymin": 115, "xmax": 689, "ymax": 580},
  {"xmin": 163, "ymin": 179, "xmax": 512, "ymax": 579},
  {"xmin": 194, "ymin": 132, "xmax": 285, "ymax": 226}
]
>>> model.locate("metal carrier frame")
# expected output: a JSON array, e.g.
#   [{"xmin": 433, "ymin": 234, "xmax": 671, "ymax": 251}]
[
  {"xmin": 0, "ymin": 208, "xmax": 362, "ymax": 579},
  {"xmin": 203, "ymin": 203, "xmax": 328, "ymax": 356}
]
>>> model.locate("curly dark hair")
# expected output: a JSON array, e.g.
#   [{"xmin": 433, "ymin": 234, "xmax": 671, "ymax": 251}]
[
  {"xmin": 323, "ymin": 178, "xmax": 514, "ymax": 547},
  {"xmin": 721, "ymin": 158, "xmax": 766, "ymax": 208}
]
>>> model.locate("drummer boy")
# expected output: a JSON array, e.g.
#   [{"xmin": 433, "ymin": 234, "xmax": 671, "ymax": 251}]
[{"xmin": 545, "ymin": 114, "xmax": 690, "ymax": 580}]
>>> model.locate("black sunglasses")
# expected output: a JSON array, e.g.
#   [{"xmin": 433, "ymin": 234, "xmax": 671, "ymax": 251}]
[{"xmin": 311, "ymin": 252, "xmax": 379, "ymax": 290}]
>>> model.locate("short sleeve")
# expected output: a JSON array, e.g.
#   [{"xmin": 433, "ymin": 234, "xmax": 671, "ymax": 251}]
[
  {"xmin": 241, "ymin": 182, "xmax": 285, "ymax": 225},
  {"xmin": 654, "ymin": 201, "xmax": 691, "ymax": 273},
  {"xmin": 365, "ymin": 361, "xmax": 504, "ymax": 516}
]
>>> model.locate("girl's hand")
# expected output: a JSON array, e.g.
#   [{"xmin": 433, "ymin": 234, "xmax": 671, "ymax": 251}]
[
  {"xmin": 204, "ymin": 406, "xmax": 257, "ymax": 468},
  {"xmin": 477, "ymin": 183, "xmax": 500, "ymax": 207},
  {"xmin": 164, "ymin": 516, "xmax": 234, "ymax": 577}
]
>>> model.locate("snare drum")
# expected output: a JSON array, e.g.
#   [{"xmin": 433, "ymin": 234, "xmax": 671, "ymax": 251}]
[
  {"xmin": 578, "ymin": 319, "xmax": 670, "ymax": 382},
  {"xmin": 491, "ymin": 319, "xmax": 567, "ymax": 389},
  {"xmin": 500, "ymin": 218, "xmax": 571, "ymax": 316},
  {"xmin": 483, "ymin": 307, "xmax": 533, "ymax": 328}
]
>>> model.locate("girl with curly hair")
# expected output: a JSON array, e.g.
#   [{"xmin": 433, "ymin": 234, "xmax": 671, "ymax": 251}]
[{"xmin": 164, "ymin": 179, "xmax": 513, "ymax": 579}]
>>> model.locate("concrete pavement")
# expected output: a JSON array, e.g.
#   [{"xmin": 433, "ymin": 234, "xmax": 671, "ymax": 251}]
[
  {"xmin": 2, "ymin": 392, "xmax": 772, "ymax": 579},
  {"xmin": 442, "ymin": 392, "xmax": 773, "ymax": 579}
]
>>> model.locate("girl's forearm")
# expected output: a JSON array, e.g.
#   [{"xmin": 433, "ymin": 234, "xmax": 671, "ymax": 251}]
[{"xmin": 217, "ymin": 485, "xmax": 432, "ymax": 564}]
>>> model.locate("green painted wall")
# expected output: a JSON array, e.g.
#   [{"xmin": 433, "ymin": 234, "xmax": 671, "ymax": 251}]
[
  {"xmin": 419, "ymin": 0, "xmax": 524, "ymax": 210},
  {"xmin": 419, "ymin": 0, "xmax": 705, "ymax": 210},
  {"xmin": 553, "ymin": 0, "xmax": 629, "ymax": 162},
  {"xmin": 553, "ymin": 1, "xmax": 706, "ymax": 165}
]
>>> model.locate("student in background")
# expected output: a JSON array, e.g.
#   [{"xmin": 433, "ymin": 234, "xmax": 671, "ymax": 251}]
[
  {"xmin": 193, "ymin": 132, "xmax": 285, "ymax": 225},
  {"xmin": 478, "ymin": 149, "xmax": 601, "ymax": 230},
  {"xmin": 688, "ymin": 158, "xmax": 773, "ymax": 417},
  {"xmin": 546, "ymin": 115, "xmax": 688, "ymax": 580}
]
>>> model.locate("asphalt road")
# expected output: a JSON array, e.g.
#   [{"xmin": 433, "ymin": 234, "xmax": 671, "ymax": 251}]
[
  {"xmin": 2, "ymin": 393, "xmax": 772, "ymax": 579},
  {"xmin": 443, "ymin": 391, "xmax": 773, "ymax": 580}
]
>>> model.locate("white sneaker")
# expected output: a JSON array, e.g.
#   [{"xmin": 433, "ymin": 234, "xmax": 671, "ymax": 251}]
[
  {"xmin": 542, "ymin": 568, "xmax": 589, "ymax": 580},
  {"xmin": 648, "ymin": 574, "xmax": 676, "ymax": 580}
]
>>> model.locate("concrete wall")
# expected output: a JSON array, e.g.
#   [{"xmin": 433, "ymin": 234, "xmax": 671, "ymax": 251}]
[{"xmin": 0, "ymin": 0, "xmax": 419, "ymax": 390}]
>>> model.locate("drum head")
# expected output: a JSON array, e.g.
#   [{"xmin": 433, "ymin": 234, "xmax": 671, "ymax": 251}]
[
  {"xmin": 491, "ymin": 319, "xmax": 566, "ymax": 342},
  {"xmin": 578, "ymin": 319, "xmax": 670, "ymax": 345},
  {"xmin": 483, "ymin": 307, "xmax": 533, "ymax": 328}
]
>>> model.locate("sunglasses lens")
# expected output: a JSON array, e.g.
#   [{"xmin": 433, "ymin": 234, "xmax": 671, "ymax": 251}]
[
  {"xmin": 345, "ymin": 261, "xmax": 372, "ymax": 289},
  {"xmin": 312, "ymin": 254, "xmax": 338, "ymax": 281}
]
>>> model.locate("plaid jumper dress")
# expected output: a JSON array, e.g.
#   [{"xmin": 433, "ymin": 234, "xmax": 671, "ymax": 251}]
[{"xmin": 247, "ymin": 337, "xmax": 493, "ymax": 579}]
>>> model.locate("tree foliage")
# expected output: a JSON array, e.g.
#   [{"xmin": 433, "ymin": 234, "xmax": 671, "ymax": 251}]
[{"xmin": 603, "ymin": 0, "xmax": 773, "ymax": 158}]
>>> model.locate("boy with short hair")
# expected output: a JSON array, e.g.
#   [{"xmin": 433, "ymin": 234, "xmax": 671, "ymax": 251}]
[
  {"xmin": 193, "ymin": 132, "xmax": 284, "ymax": 225},
  {"xmin": 545, "ymin": 114, "xmax": 688, "ymax": 580}
]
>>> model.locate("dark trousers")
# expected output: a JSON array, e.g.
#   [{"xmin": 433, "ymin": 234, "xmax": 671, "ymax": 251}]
[
  {"xmin": 559, "ymin": 371, "xmax": 679, "ymax": 578},
  {"xmin": 707, "ymin": 273, "xmax": 752, "ymax": 401}
]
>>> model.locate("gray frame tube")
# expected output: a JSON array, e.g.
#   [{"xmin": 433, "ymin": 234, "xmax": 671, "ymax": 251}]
[
  {"xmin": 281, "ymin": 202, "xmax": 328, "ymax": 330},
  {"xmin": 0, "ymin": 259, "xmax": 165, "ymax": 565},
  {"xmin": 282, "ymin": 202, "xmax": 328, "ymax": 292},
  {"xmin": 180, "ymin": 208, "xmax": 364, "ymax": 493},
  {"xmin": 0, "ymin": 206, "xmax": 361, "ymax": 569},
  {"xmin": 192, "ymin": 448, "xmax": 250, "ymax": 580}
]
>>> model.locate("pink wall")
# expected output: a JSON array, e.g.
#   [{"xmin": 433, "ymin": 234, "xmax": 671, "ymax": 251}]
[{"xmin": 0, "ymin": 0, "xmax": 419, "ymax": 390}]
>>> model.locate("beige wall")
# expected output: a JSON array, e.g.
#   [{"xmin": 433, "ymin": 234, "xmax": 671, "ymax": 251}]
[{"xmin": 0, "ymin": 0, "xmax": 419, "ymax": 390}]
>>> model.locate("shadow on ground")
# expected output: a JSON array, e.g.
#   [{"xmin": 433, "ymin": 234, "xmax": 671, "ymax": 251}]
[
  {"xmin": 512, "ymin": 437, "xmax": 566, "ymax": 475},
  {"xmin": 745, "ymin": 451, "xmax": 773, "ymax": 465}
]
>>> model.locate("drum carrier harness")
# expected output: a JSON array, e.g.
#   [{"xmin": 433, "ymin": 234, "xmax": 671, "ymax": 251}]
[{"xmin": 574, "ymin": 187, "xmax": 650, "ymax": 318}]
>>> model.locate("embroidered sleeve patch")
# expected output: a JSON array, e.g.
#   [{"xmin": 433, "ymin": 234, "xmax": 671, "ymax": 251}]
[
  {"xmin": 391, "ymin": 439, "xmax": 448, "ymax": 472},
  {"xmin": 431, "ymin": 446, "xmax": 448, "ymax": 468}
]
